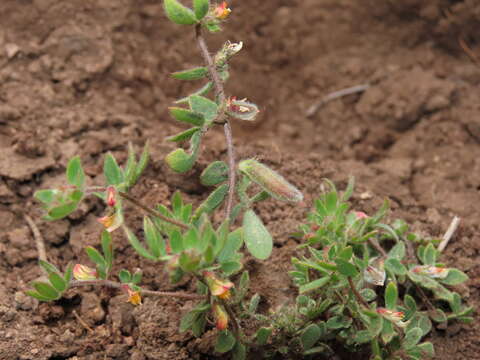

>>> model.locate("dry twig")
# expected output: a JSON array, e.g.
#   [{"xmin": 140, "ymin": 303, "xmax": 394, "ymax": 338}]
[
  {"xmin": 24, "ymin": 214, "xmax": 47, "ymax": 263},
  {"xmin": 438, "ymin": 216, "xmax": 461, "ymax": 253},
  {"xmin": 72, "ymin": 309, "xmax": 94, "ymax": 333}
]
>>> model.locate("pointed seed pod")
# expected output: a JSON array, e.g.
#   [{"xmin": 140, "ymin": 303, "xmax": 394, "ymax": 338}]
[{"xmin": 238, "ymin": 159, "xmax": 303, "ymax": 203}]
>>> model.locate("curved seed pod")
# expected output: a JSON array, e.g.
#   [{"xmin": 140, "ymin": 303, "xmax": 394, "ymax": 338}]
[{"xmin": 238, "ymin": 159, "xmax": 303, "ymax": 203}]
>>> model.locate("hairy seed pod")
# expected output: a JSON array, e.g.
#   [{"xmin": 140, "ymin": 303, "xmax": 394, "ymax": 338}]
[{"xmin": 238, "ymin": 159, "xmax": 303, "ymax": 203}]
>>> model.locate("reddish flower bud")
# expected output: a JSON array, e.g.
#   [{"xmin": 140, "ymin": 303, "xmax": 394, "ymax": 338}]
[
  {"xmin": 354, "ymin": 211, "xmax": 368, "ymax": 219},
  {"xmin": 204, "ymin": 271, "xmax": 234, "ymax": 300},
  {"xmin": 214, "ymin": 1, "xmax": 231, "ymax": 20},
  {"xmin": 106, "ymin": 186, "xmax": 116, "ymax": 207},
  {"xmin": 411, "ymin": 265, "xmax": 449, "ymax": 279},
  {"xmin": 213, "ymin": 303, "xmax": 229, "ymax": 330},
  {"xmin": 73, "ymin": 264, "xmax": 97, "ymax": 281}
]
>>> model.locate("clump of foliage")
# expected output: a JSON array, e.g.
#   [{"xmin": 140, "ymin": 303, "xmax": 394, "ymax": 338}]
[{"xmin": 26, "ymin": 1, "xmax": 472, "ymax": 359}]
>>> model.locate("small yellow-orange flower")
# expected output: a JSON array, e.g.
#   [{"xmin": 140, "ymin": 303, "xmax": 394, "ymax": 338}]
[
  {"xmin": 73, "ymin": 264, "xmax": 97, "ymax": 281},
  {"xmin": 97, "ymin": 211, "xmax": 123, "ymax": 233},
  {"xmin": 214, "ymin": 1, "xmax": 231, "ymax": 20},
  {"xmin": 122, "ymin": 284, "xmax": 142, "ymax": 306},
  {"xmin": 204, "ymin": 271, "xmax": 234, "ymax": 300},
  {"xmin": 377, "ymin": 308, "xmax": 406, "ymax": 327}
]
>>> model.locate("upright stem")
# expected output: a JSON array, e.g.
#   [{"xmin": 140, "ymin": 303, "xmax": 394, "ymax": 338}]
[
  {"xmin": 195, "ymin": 24, "xmax": 236, "ymax": 221},
  {"xmin": 348, "ymin": 277, "xmax": 369, "ymax": 309}
]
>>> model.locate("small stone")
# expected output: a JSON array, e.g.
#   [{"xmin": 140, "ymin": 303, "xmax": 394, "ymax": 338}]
[
  {"xmin": 360, "ymin": 191, "xmax": 373, "ymax": 200},
  {"xmin": 14, "ymin": 291, "xmax": 36, "ymax": 310},
  {"xmin": 7, "ymin": 227, "xmax": 31, "ymax": 248},
  {"xmin": 5, "ymin": 43, "xmax": 20, "ymax": 59},
  {"xmin": 105, "ymin": 343, "xmax": 129, "ymax": 357},
  {"xmin": 80, "ymin": 292, "xmax": 105, "ymax": 324}
]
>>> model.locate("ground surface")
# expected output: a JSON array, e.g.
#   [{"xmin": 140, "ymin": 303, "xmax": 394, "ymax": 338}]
[{"xmin": 0, "ymin": 0, "xmax": 479, "ymax": 359}]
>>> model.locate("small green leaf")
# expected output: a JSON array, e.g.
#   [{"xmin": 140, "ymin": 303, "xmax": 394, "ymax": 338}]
[
  {"xmin": 388, "ymin": 242, "xmax": 406, "ymax": 260},
  {"xmin": 243, "ymin": 209, "xmax": 272, "ymax": 260},
  {"xmin": 49, "ymin": 272, "xmax": 67, "ymax": 292},
  {"xmin": 217, "ymin": 228, "xmax": 243, "ymax": 263},
  {"xmin": 66, "ymin": 156, "xmax": 85, "ymax": 188},
  {"xmin": 200, "ymin": 161, "xmax": 229, "ymax": 186},
  {"xmin": 299, "ymin": 277, "xmax": 330, "ymax": 294},
  {"xmin": 39, "ymin": 260, "xmax": 60, "ymax": 275},
  {"xmin": 385, "ymin": 258, "xmax": 407, "ymax": 275},
  {"xmin": 404, "ymin": 327, "xmax": 423, "ymax": 349},
  {"xmin": 119, "ymin": 269, "xmax": 131, "ymax": 283},
  {"xmin": 440, "ymin": 269, "xmax": 468, "ymax": 285},
  {"xmin": 132, "ymin": 269, "xmax": 143, "ymax": 284},
  {"xmin": 326, "ymin": 315, "xmax": 352, "ymax": 329},
  {"xmin": 25, "ymin": 290, "xmax": 54, "ymax": 302},
  {"xmin": 183, "ymin": 228, "xmax": 200, "ymax": 249},
  {"xmin": 167, "ymin": 127, "xmax": 200, "ymax": 142},
  {"xmin": 423, "ymin": 243, "xmax": 437, "ymax": 265},
  {"xmin": 249, "ymin": 293, "xmax": 261, "ymax": 313},
  {"xmin": 101, "ymin": 230, "xmax": 114, "ymax": 268},
  {"xmin": 165, "ymin": 132, "xmax": 202, "ymax": 173},
  {"xmin": 104, "ymin": 153, "xmax": 124, "ymax": 185},
  {"xmin": 170, "ymin": 230, "xmax": 184, "ymax": 253},
  {"xmin": 221, "ymin": 261, "xmax": 242, "ymax": 275},
  {"xmin": 64, "ymin": 262, "xmax": 73, "ymax": 284},
  {"xmin": 46, "ymin": 202, "xmax": 78, "ymax": 220},
  {"xmin": 35, "ymin": 189, "xmax": 58, "ymax": 204},
  {"xmin": 144, "ymin": 217, "xmax": 162, "ymax": 258},
  {"xmin": 256, "ymin": 327, "xmax": 272, "ymax": 345},
  {"xmin": 175, "ymin": 82, "xmax": 213, "ymax": 104},
  {"xmin": 85, "ymin": 246, "xmax": 107, "ymax": 268},
  {"xmin": 337, "ymin": 246, "xmax": 353, "ymax": 261},
  {"xmin": 172, "ymin": 67, "xmax": 208, "ymax": 80},
  {"xmin": 300, "ymin": 324, "xmax": 321, "ymax": 350},
  {"xmin": 232, "ymin": 341, "xmax": 246, "ymax": 360},
  {"xmin": 123, "ymin": 226, "xmax": 156, "ymax": 260},
  {"xmin": 193, "ymin": 183, "xmax": 228, "ymax": 220},
  {"xmin": 342, "ymin": 176, "xmax": 355, "ymax": 201},
  {"xmin": 135, "ymin": 141, "xmax": 149, "ymax": 181},
  {"xmin": 360, "ymin": 288, "xmax": 377, "ymax": 302},
  {"xmin": 163, "ymin": 0, "xmax": 198, "ymax": 25},
  {"xmin": 417, "ymin": 342, "xmax": 434, "ymax": 357},
  {"xmin": 169, "ymin": 107, "xmax": 205, "ymax": 126},
  {"xmin": 193, "ymin": 0, "xmax": 209, "ymax": 19},
  {"xmin": 189, "ymin": 95, "xmax": 218, "ymax": 123},
  {"xmin": 215, "ymin": 330, "xmax": 236, "ymax": 353},
  {"xmin": 385, "ymin": 282, "xmax": 398, "ymax": 309},
  {"xmin": 32, "ymin": 281, "xmax": 59, "ymax": 299},
  {"xmin": 335, "ymin": 258, "xmax": 358, "ymax": 277}
]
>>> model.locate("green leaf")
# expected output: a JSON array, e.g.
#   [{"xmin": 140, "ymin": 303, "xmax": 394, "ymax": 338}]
[
  {"xmin": 193, "ymin": 183, "xmax": 228, "ymax": 220},
  {"xmin": 169, "ymin": 107, "xmax": 205, "ymax": 126},
  {"xmin": 172, "ymin": 66, "xmax": 208, "ymax": 80},
  {"xmin": 135, "ymin": 141, "xmax": 149, "ymax": 180},
  {"xmin": 104, "ymin": 153, "xmax": 124, "ymax": 185},
  {"xmin": 167, "ymin": 127, "xmax": 200, "ymax": 142},
  {"xmin": 232, "ymin": 342, "xmax": 246, "ymax": 360},
  {"xmin": 423, "ymin": 243, "xmax": 437, "ymax": 265},
  {"xmin": 353, "ymin": 330, "xmax": 374, "ymax": 344},
  {"xmin": 85, "ymin": 246, "xmax": 107, "ymax": 268},
  {"xmin": 255, "ymin": 327, "xmax": 272, "ymax": 345},
  {"xmin": 163, "ymin": 0, "xmax": 198, "ymax": 25},
  {"xmin": 66, "ymin": 156, "xmax": 85, "ymax": 188},
  {"xmin": 165, "ymin": 132, "xmax": 202, "ymax": 173},
  {"xmin": 342, "ymin": 176, "xmax": 355, "ymax": 201},
  {"xmin": 193, "ymin": 0, "xmax": 209, "ymax": 19},
  {"xmin": 189, "ymin": 95, "xmax": 218, "ymax": 123},
  {"xmin": 217, "ymin": 228, "xmax": 243, "ymax": 263},
  {"xmin": 123, "ymin": 226, "xmax": 156, "ymax": 260},
  {"xmin": 215, "ymin": 330, "xmax": 236, "ymax": 353},
  {"xmin": 299, "ymin": 277, "xmax": 330, "ymax": 294},
  {"xmin": 403, "ymin": 327, "xmax": 423, "ymax": 349},
  {"xmin": 388, "ymin": 242, "xmax": 406, "ymax": 260},
  {"xmin": 25, "ymin": 290, "xmax": 54, "ymax": 302},
  {"xmin": 385, "ymin": 282, "xmax": 398, "ymax": 309},
  {"xmin": 132, "ymin": 269, "xmax": 143, "ymax": 284},
  {"xmin": 32, "ymin": 281, "xmax": 59, "ymax": 299},
  {"xmin": 49, "ymin": 272, "xmax": 67, "ymax": 292},
  {"xmin": 200, "ymin": 161, "xmax": 229, "ymax": 186},
  {"xmin": 385, "ymin": 258, "xmax": 407, "ymax": 275},
  {"xmin": 300, "ymin": 324, "xmax": 321, "ymax": 350},
  {"xmin": 335, "ymin": 258, "xmax": 358, "ymax": 277},
  {"xmin": 337, "ymin": 246, "xmax": 353, "ymax": 261},
  {"xmin": 221, "ymin": 261, "xmax": 242, "ymax": 275},
  {"xmin": 183, "ymin": 228, "xmax": 200, "ymax": 249},
  {"xmin": 417, "ymin": 342, "xmax": 434, "ymax": 357},
  {"xmin": 170, "ymin": 230, "xmax": 184, "ymax": 253},
  {"xmin": 175, "ymin": 82, "xmax": 213, "ymax": 104},
  {"xmin": 429, "ymin": 309, "xmax": 447, "ymax": 323},
  {"xmin": 243, "ymin": 209, "xmax": 272, "ymax": 260},
  {"xmin": 39, "ymin": 260, "xmax": 60, "ymax": 275},
  {"xmin": 46, "ymin": 202, "xmax": 78, "ymax": 220},
  {"xmin": 119, "ymin": 269, "xmax": 131, "ymax": 283},
  {"xmin": 144, "ymin": 217, "xmax": 162, "ymax": 258},
  {"xmin": 64, "ymin": 262, "xmax": 73, "ymax": 284},
  {"xmin": 360, "ymin": 288, "xmax": 377, "ymax": 302},
  {"xmin": 440, "ymin": 269, "xmax": 468, "ymax": 285},
  {"xmin": 326, "ymin": 315, "xmax": 352, "ymax": 329},
  {"xmin": 249, "ymin": 293, "xmax": 260, "ymax": 313},
  {"xmin": 35, "ymin": 189, "xmax": 58, "ymax": 204},
  {"xmin": 101, "ymin": 230, "xmax": 113, "ymax": 268}
]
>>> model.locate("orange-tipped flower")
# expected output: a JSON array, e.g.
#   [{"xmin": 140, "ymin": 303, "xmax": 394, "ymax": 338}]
[
  {"xmin": 204, "ymin": 271, "xmax": 234, "ymax": 300},
  {"xmin": 376, "ymin": 308, "xmax": 406, "ymax": 327},
  {"xmin": 122, "ymin": 284, "xmax": 142, "ymax": 306},
  {"xmin": 214, "ymin": 1, "xmax": 231, "ymax": 20},
  {"xmin": 97, "ymin": 211, "xmax": 123, "ymax": 233},
  {"xmin": 106, "ymin": 186, "xmax": 116, "ymax": 207},
  {"xmin": 411, "ymin": 265, "xmax": 449, "ymax": 279},
  {"xmin": 73, "ymin": 264, "xmax": 97, "ymax": 281},
  {"xmin": 213, "ymin": 303, "xmax": 229, "ymax": 330}
]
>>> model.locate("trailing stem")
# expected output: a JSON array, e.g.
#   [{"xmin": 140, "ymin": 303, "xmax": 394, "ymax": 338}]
[{"xmin": 195, "ymin": 24, "xmax": 236, "ymax": 222}]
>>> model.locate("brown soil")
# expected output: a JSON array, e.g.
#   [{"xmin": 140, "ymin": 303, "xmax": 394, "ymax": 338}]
[{"xmin": 0, "ymin": 0, "xmax": 479, "ymax": 359}]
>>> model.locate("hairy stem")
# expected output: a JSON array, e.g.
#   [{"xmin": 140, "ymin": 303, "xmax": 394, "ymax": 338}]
[
  {"xmin": 119, "ymin": 192, "xmax": 189, "ymax": 230},
  {"xmin": 70, "ymin": 279, "xmax": 205, "ymax": 300},
  {"xmin": 195, "ymin": 24, "xmax": 236, "ymax": 221},
  {"xmin": 347, "ymin": 277, "xmax": 369, "ymax": 308}
]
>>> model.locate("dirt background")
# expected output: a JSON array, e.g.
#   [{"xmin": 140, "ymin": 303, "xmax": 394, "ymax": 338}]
[{"xmin": 0, "ymin": 0, "xmax": 479, "ymax": 359}]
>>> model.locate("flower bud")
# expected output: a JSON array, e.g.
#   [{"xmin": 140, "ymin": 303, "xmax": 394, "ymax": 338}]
[
  {"xmin": 97, "ymin": 211, "xmax": 123, "ymax": 233},
  {"xmin": 213, "ymin": 303, "xmax": 229, "ymax": 330},
  {"xmin": 354, "ymin": 211, "xmax": 368, "ymax": 219},
  {"xmin": 214, "ymin": 1, "xmax": 231, "ymax": 20},
  {"xmin": 239, "ymin": 159, "xmax": 303, "ymax": 203},
  {"xmin": 226, "ymin": 97, "xmax": 259, "ymax": 121},
  {"xmin": 106, "ymin": 186, "xmax": 116, "ymax": 207},
  {"xmin": 376, "ymin": 308, "xmax": 406, "ymax": 327},
  {"xmin": 364, "ymin": 257, "xmax": 386, "ymax": 286},
  {"xmin": 411, "ymin": 265, "xmax": 449, "ymax": 279},
  {"xmin": 73, "ymin": 264, "xmax": 97, "ymax": 281},
  {"xmin": 204, "ymin": 271, "xmax": 234, "ymax": 300}
]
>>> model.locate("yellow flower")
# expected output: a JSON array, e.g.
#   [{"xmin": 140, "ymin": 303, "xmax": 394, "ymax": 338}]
[
  {"xmin": 203, "ymin": 271, "xmax": 234, "ymax": 300},
  {"xmin": 97, "ymin": 211, "xmax": 123, "ymax": 233},
  {"xmin": 214, "ymin": 1, "xmax": 231, "ymax": 20},
  {"xmin": 122, "ymin": 284, "xmax": 142, "ymax": 306},
  {"xmin": 73, "ymin": 264, "xmax": 97, "ymax": 281}
]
